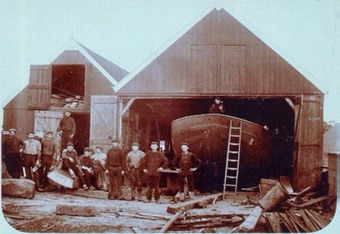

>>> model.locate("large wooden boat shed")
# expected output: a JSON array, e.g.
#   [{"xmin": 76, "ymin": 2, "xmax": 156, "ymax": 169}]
[
  {"xmin": 112, "ymin": 7, "xmax": 324, "ymax": 191},
  {"xmin": 2, "ymin": 7, "xmax": 324, "ymax": 191}
]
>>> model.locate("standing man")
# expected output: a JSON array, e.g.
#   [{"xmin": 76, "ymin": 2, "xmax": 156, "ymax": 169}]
[
  {"xmin": 126, "ymin": 142, "xmax": 145, "ymax": 201},
  {"xmin": 91, "ymin": 146, "xmax": 108, "ymax": 191},
  {"xmin": 61, "ymin": 142, "xmax": 88, "ymax": 190},
  {"xmin": 141, "ymin": 142, "xmax": 169, "ymax": 203},
  {"xmin": 106, "ymin": 139, "xmax": 126, "ymax": 200},
  {"xmin": 2, "ymin": 128, "xmax": 24, "ymax": 178},
  {"xmin": 38, "ymin": 131, "xmax": 56, "ymax": 190},
  {"xmin": 172, "ymin": 142, "xmax": 201, "ymax": 201},
  {"xmin": 57, "ymin": 110, "xmax": 76, "ymax": 153},
  {"xmin": 22, "ymin": 131, "xmax": 41, "ymax": 189}
]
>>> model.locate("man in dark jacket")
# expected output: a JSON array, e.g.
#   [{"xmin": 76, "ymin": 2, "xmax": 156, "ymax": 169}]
[
  {"xmin": 172, "ymin": 142, "xmax": 201, "ymax": 201},
  {"xmin": 141, "ymin": 141, "xmax": 169, "ymax": 203},
  {"xmin": 57, "ymin": 110, "xmax": 76, "ymax": 153},
  {"xmin": 2, "ymin": 128, "xmax": 24, "ymax": 178},
  {"xmin": 38, "ymin": 131, "xmax": 56, "ymax": 190},
  {"xmin": 106, "ymin": 139, "xmax": 126, "ymax": 200}
]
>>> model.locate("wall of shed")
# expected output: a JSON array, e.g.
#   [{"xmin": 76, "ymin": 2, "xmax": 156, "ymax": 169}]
[{"xmin": 118, "ymin": 9, "xmax": 321, "ymax": 95}]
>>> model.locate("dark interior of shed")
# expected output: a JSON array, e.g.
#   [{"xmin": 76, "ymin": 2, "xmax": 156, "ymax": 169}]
[
  {"xmin": 129, "ymin": 97, "xmax": 295, "ymax": 192},
  {"xmin": 52, "ymin": 65, "xmax": 85, "ymax": 97}
]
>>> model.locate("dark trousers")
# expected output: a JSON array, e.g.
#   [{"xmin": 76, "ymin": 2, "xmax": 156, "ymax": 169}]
[
  {"xmin": 108, "ymin": 167, "xmax": 123, "ymax": 199},
  {"xmin": 146, "ymin": 175, "xmax": 161, "ymax": 201},
  {"xmin": 81, "ymin": 169, "xmax": 95, "ymax": 187},
  {"xmin": 3, "ymin": 152, "xmax": 22, "ymax": 178},
  {"xmin": 23, "ymin": 154, "xmax": 40, "ymax": 188},
  {"xmin": 60, "ymin": 131, "xmax": 73, "ymax": 153},
  {"xmin": 38, "ymin": 154, "xmax": 53, "ymax": 188},
  {"xmin": 178, "ymin": 174, "xmax": 194, "ymax": 192},
  {"xmin": 61, "ymin": 159, "xmax": 85, "ymax": 185},
  {"xmin": 128, "ymin": 168, "xmax": 143, "ymax": 192}
]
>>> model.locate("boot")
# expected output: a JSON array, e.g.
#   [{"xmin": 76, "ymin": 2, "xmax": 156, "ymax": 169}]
[
  {"xmin": 131, "ymin": 189, "xmax": 135, "ymax": 201},
  {"xmin": 180, "ymin": 192, "xmax": 185, "ymax": 202},
  {"xmin": 189, "ymin": 191, "xmax": 195, "ymax": 200},
  {"xmin": 137, "ymin": 191, "xmax": 142, "ymax": 201}
]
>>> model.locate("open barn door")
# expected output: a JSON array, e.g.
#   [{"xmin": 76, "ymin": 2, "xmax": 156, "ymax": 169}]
[
  {"xmin": 90, "ymin": 96, "xmax": 118, "ymax": 152},
  {"xmin": 293, "ymin": 95, "xmax": 323, "ymax": 190},
  {"xmin": 28, "ymin": 65, "xmax": 51, "ymax": 109}
]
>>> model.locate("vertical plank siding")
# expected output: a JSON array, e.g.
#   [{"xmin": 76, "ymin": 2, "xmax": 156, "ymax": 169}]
[
  {"xmin": 118, "ymin": 9, "xmax": 321, "ymax": 96},
  {"xmin": 28, "ymin": 65, "xmax": 51, "ymax": 109}
]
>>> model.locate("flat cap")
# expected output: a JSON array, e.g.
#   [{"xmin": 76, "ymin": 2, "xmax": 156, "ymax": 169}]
[
  {"xmin": 132, "ymin": 142, "xmax": 140, "ymax": 147},
  {"xmin": 8, "ymin": 128, "xmax": 16, "ymax": 132},
  {"xmin": 111, "ymin": 139, "xmax": 120, "ymax": 143},
  {"xmin": 150, "ymin": 141, "xmax": 158, "ymax": 146},
  {"xmin": 84, "ymin": 147, "xmax": 92, "ymax": 152},
  {"xmin": 66, "ymin": 142, "xmax": 74, "ymax": 147}
]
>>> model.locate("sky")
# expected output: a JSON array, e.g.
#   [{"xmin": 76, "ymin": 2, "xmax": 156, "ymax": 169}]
[{"xmin": 0, "ymin": 0, "xmax": 339, "ymax": 231}]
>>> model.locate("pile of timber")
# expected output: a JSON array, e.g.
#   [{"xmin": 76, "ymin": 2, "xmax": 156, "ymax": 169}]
[
  {"xmin": 233, "ymin": 177, "xmax": 331, "ymax": 232},
  {"xmin": 51, "ymin": 94, "xmax": 84, "ymax": 109}
]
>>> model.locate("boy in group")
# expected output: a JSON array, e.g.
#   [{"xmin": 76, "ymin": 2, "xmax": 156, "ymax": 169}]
[
  {"xmin": 91, "ymin": 146, "xmax": 108, "ymax": 191},
  {"xmin": 80, "ymin": 147, "xmax": 95, "ymax": 190},
  {"xmin": 141, "ymin": 141, "xmax": 169, "ymax": 203},
  {"xmin": 126, "ymin": 142, "xmax": 145, "ymax": 201},
  {"xmin": 38, "ymin": 131, "xmax": 56, "ymax": 191},
  {"xmin": 61, "ymin": 142, "xmax": 88, "ymax": 190}
]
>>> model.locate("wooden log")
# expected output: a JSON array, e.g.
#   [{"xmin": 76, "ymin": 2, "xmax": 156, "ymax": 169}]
[
  {"xmin": 160, "ymin": 210, "xmax": 184, "ymax": 233},
  {"xmin": 64, "ymin": 188, "xmax": 108, "ymax": 199},
  {"xmin": 238, "ymin": 206, "xmax": 263, "ymax": 232},
  {"xmin": 2, "ymin": 178, "xmax": 35, "ymax": 199},
  {"xmin": 166, "ymin": 193, "xmax": 223, "ymax": 214},
  {"xmin": 56, "ymin": 204, "xmax": 97, "ymax": 216}
]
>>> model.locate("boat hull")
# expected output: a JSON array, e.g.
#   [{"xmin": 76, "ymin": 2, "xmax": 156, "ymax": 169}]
[{"xmin": 171, "ymin": 114, "xmax": 272, "ymax": 190}]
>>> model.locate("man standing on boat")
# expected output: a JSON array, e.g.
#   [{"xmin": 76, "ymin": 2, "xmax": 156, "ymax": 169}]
[
  {"xmin": 209, "ymin": 97, "xmax": 226, "ymax": 113},
  {"xmin": 172, "ymin": 142, "xmax": 201, "ymax": 202}
]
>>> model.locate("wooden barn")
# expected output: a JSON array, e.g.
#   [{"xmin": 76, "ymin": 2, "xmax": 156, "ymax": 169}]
[
  {"xmin": 2, "ymin": 39, "xmax": 128, "ymax": 153},
  {"xmin": 110, "ymin": 7, "xmax": 324, "ymax": 191},
  {"xmin": 2, "ymin": 6, "xmax": 324, "ymax": 192}
]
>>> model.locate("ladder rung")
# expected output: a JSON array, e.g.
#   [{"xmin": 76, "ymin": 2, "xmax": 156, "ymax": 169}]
[
  {"xmin": 230, "ymin": 134, "xmax": 241, "ymax": 137},
  {"xmin": 227, "ymin": 167, "xmax": 237, "ymax": 170},
  {"xmin": 227, "ymin": 159, "xmax": 238, "ymax": 162},
  {"xmin": 229, "ymin": 143, "xmax": 240, "ymax": 146},
  {"xmin": 228, "ymin": 150, "xmax": 239, "ymax": 154},
  {"xmin": 225, "ymin": 183, "xmax": 236, "ymax": 187},
  {"xmin": 226, "ymin": 176, "xmax": 237, "ymax": 179},
  {"xmin": 230, "ymin": 126, "xmax": 241, "ymax": 130}
]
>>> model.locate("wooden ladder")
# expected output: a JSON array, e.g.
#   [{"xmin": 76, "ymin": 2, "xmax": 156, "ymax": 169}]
[{"xmin": 223, "ymin": 120, "xmax": 242, "ymax": 198}]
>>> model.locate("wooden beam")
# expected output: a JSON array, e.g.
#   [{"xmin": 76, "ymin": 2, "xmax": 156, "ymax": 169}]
[
  {"xmin": 160, "ymin": 210, "xmax": 184, "ymax": 233},
  {"xmin": 64, "ymin": 188, "xmax": 108, "ymax": 199},
  {"xmin": 56, "ymin": 204, "xmax": 97, "ymax": 216},
  {"xmin": 120, "ymin": 98, "xmax": 136, "ymax": 117},
  {"xmin": 166, "ymin": 193, "xmax": 223, "ymax": 214},
  {"xmin": 238, "ymin": 206, "xmax": 263, "ymax": 232},
  {"xmin": 279, "ymin": 176, "xmax": 294, "ymax": 194}
]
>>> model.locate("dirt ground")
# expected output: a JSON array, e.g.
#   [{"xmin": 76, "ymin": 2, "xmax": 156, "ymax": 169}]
[{"xmin": 1, "ymin": 186, "xmax": 263, "ymax": 233}]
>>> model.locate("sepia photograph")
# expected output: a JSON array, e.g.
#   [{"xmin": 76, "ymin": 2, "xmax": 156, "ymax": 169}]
[{"xmin": 1, "ymin": 0, "xmax": 339, "ymax": 233}]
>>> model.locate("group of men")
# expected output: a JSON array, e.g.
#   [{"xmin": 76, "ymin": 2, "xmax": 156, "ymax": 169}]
[{"xmin": 2, "ymin": 111, "xmax": 202, "ymax": 203}]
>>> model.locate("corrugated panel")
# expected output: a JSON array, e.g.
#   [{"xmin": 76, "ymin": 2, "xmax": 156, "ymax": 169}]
[
  {"xmin": 90, "ymin": 95, "xmax": 118, "ymax": 152},
  {"xmin": 28, "ymin": 65, "xmax": 51, "ymax": 109}
]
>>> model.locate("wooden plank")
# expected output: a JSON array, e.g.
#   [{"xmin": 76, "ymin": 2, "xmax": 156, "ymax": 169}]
[
  {"xmin": 166, "ymin": 193, "xmax": 223, "ymax": 214},
  {"xmin": 238, "ymin": 206, "xmax": 263, "ymax": 232},
  {"xmin": 56, "ymin": 204, "xmax": 97, "ymax": 216},
  {"xmin": 299, "ymin": 209, "xmax": 318, "ymax": 232},
  {"xmin": 305, "ymin": 209, "xmax": 326, "ymax": 229},
  {"xmin": 279, "ymin": 176, "xmax": 294, "ymax": 194},
  {"xmin": 286, "ymin": 196, "xmax": 328, "ymax": 208},
  {"xmin": 279, "ymin": 212, "xmax": 299, "ymax": 233},
  {"xmin": 308, "ymin": 209, "xmax": 328, "ymax": 227},
  {"xmin": 64, "ymin": 188, "xmax": 108, "ymax": 199},
  {"xmin": 265, "ymin": 212, "xmax": 282, "ymax": 233},
  {"xmin": 285, "ymin": 209, "xmax": 309, "ymax": 232},
  {"xmin": 160, "ymin": 210, "xmax": 184, "ymax": 233}
]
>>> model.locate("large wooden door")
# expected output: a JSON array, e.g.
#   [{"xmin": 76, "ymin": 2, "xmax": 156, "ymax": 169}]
[
  {"xmin": 28, "ymin": 65, "xmax": 51, "ymax": 109},
  {"xmin": 34, "ymin": 110, "xmax": 63, "ymax": 154},
  {"xmin": 90, "ymin": 96, "xmax": 118, "ymax": 152}
]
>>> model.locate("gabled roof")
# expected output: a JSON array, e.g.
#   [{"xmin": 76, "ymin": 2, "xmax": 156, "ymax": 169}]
[
  {"xmin": 114, "ymin": 2, "xmax": 327, "ymax": 94},
  {"xmin": 48, "ymin": 38, "xmax": 128, "ymax": 85}
]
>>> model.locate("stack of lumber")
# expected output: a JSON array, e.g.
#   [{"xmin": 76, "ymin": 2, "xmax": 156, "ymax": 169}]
[{"xmin": 51, "ymin": 94, "xmax": 84, "ymax": 109}]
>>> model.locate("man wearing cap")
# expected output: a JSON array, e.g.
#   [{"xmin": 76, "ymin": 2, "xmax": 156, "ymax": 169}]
[
  {"xmin": 141, "ymin": 141, "xmax": 169, "ymax": 203},
  {"xmin": 209, "ymin": 97, "xmax": 226, "ymax": 113},
  {"xmin": 57, "ymin": 110, "xmax": 76, "ymax": 153},
  {"xmin": 173, "ymin": 143, "xmax": 201, "ymax": 201},
  {"xmin": 22, "ymin": 132, "xmax": 42, "ymax": 188},
  {"xmin": 38, "ymin": 131, "xmax": 56, "ymax": 190},
  {"xmin": 126, "ymin": 142, "xmax": 145, "ymax": 201},
  {"xmin": 61, "ymin": 142, "xmax": 88, "ymax": 190},
  {"xmin": 91, "ymin": 145, "xmax": 108, "ymax": 191},
  {"xmin": 80, "ymin": 147, "xmax": 95, "ymax": 190},
  {"xmin": 106, "ymin": 139, "xmax": 126, "ymax": 200},
  {"xmin": 2, "ymin": 128, "xmax": 24, "ymax": 178}
]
